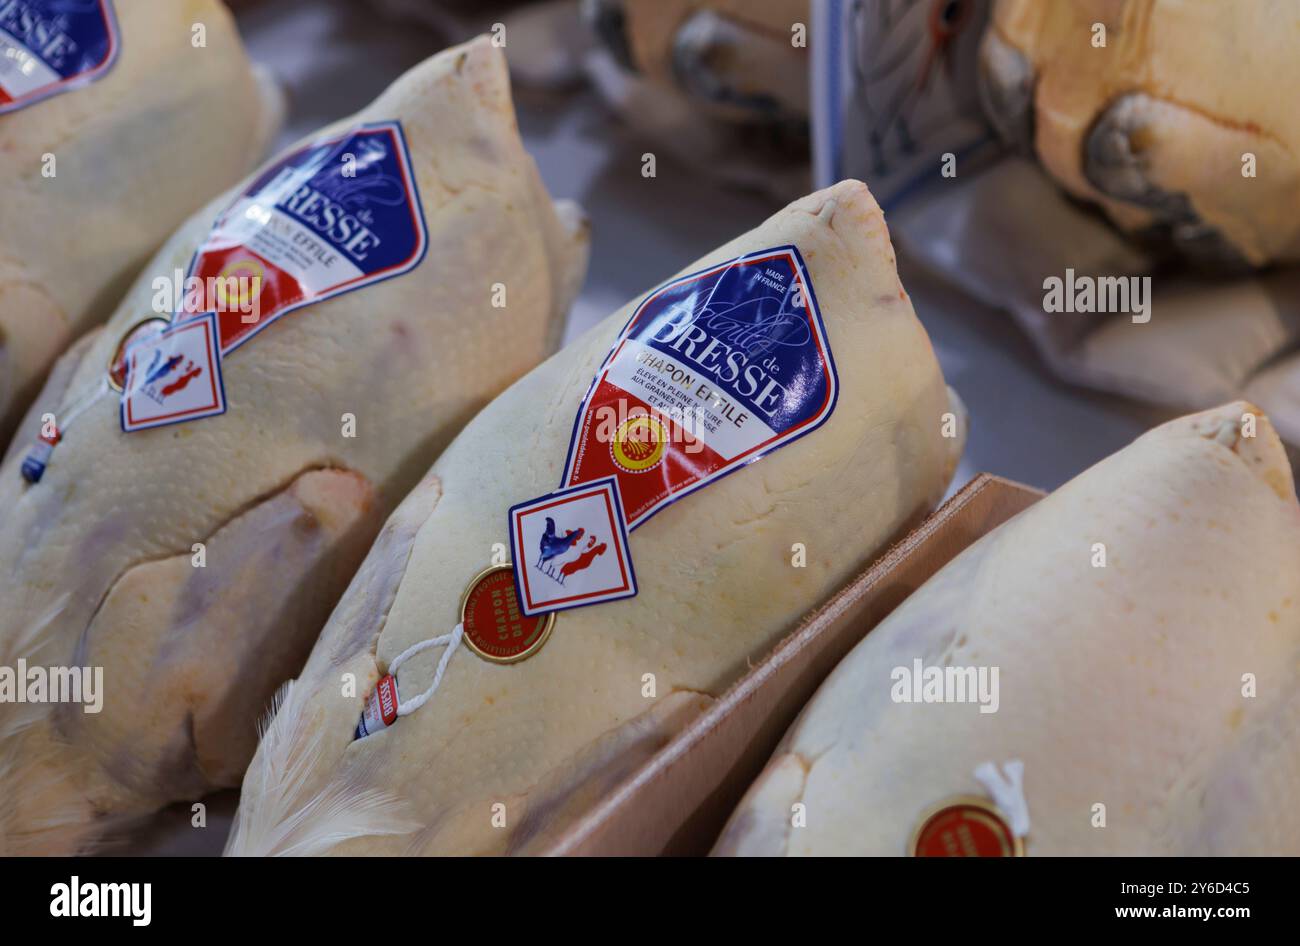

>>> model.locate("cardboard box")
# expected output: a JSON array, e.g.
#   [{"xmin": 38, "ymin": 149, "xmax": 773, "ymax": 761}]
[{"xmin": 545, "ymin": 473, "xmax": 1046, "ymax": 856}]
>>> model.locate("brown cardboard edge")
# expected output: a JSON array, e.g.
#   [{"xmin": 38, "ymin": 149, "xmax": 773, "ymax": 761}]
[{"xmin": 544, "ymin": 473, "xmax": 1046, "ymax": 857}]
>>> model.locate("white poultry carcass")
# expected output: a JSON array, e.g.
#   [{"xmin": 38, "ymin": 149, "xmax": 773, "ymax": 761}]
[
  {"xmin": 0, "ymin": 36, "xmax": 588, "ymax": 855},
  {"xmin": 978, "ymin": 0, "xmax": 1300, "ymax": 267},
  {"xmin": 713, "ymin": 402, "xmax": 1300, "ymax": 856},
  {"xmin": 0, "ymin": 0, "xmax": 284, "ymax": 441},
  {"xmin": 225, "ymin": 178, "xmax": 966, "ymax": 857}
]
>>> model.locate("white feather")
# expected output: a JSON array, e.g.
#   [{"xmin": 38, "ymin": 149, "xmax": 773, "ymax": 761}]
[
  {"xmin": 0, "ymin": 593, "xmax": 93, "ymax": 855},
  {"xmin": 225, "ymin": 680, "xmax": 419, "ymax": 856}
]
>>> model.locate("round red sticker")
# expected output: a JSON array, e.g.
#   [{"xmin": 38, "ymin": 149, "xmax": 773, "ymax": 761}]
[
  {"xmin": 459, "ymin": 565, "xmax": 556, "ymax": 664},
  {"xmin": 910, "ymin": 798, "xmax": 1024, "ymax": 857}
]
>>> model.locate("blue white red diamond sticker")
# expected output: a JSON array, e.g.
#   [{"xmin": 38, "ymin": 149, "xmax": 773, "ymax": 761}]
[
  {"xmin": 120, "ymin": 312, "xmax": 226, "ymax": 433},
  {"xmin": 508, "ymin": 477, "xmax": 637, "ymax": 617}
]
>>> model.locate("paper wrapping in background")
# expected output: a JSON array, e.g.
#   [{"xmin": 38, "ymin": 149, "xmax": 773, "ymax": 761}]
[{"xmin": 813, "ymin": 0, "xmax": 1300, "ymax": 448}]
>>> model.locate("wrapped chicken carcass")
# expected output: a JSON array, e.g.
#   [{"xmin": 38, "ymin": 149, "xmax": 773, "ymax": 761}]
[
  {"xmin": 582, "ymin": 0, "xmax": 812, "ymax": 198},
  {"xmin": 714, "ymin": 402, "xmax": 1300, "ymax": 856},
  {"xmin": 227, "ymin": 178, "xmax": 965, "ymax": 856},
  {"xmin": 586, "ymin": 0, "xmax": 810, "ymax": 124},
  {"xmin": 979, "ymin": 0, "xmax": 1300, "ymax": 267},
  {"xmin": 0, "ymin": 0, "xmax": 284, "ymax": 440},
  {"xmin": 0, "ymin": 36, "xmax": 588, "ymax": 854}
]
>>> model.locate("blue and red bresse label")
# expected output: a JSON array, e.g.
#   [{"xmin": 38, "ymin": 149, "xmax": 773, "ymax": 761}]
[
  {"xmin": 0, "ymin": 1, "xmax": 119, "ymax": 114},
  {"xmin": 562, "ymin": 245, "xmax": 838, "ymax": 530},
  {"xmin": 113, "ymin": 122, "xmax": 426, "ymax": 433},
  {"xmin": 183, "ymin": 121, "xmax": 428, "ymax": 354},
  {"xmin": 507, "ymin": 245, "xmax": 837, "ymax": 620}
]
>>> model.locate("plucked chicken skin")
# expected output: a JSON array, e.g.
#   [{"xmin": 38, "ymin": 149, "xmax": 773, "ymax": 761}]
[
  {"xmin": 226, "ymin": 178, "xmax": 966, "ymax": 856},
  {"xmin": 0, "ymin": 37, "xmax": 588, "ymax": 855},
  {"xmin": 979, "ymin": 0, "xmax": 1300, "ymax": 267},
  {"xmin": 0, "ymin": 0, "xmax": 283, "ymax": 440},
  {"xmin": 714, "ymin": 402, "xmax": 1300, "ymax": 856}
]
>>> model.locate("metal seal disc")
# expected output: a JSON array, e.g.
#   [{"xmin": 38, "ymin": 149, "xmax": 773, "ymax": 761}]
[
  {"xmin": 909, "ymin": 795, "xmax": 1025, "ymax": 857},
  {"xmin": 459, "ymin": 564, "xmax": 556, "ymax": 664},
  {"xmin": 107, "ymin": 317, "xmax": 170, "ymax": 392}
]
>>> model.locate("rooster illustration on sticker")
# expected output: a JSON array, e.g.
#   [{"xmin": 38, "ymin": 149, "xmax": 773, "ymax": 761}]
[
  {"xmin": 119, "ymin": 312, "xmax": 227, "ymax": 433},
  {"xmin": 508, "ymin": 477, "xmax": 637, "ymax": 617},
  {"xmin": 535, "ymin": 517, "xmax": 608, "ymax": 586}
]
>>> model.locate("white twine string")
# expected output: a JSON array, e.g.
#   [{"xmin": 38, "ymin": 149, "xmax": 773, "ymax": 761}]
[
  {"xmin": 973, "ymin": 759, "xmax": 1030, "ymax": 837},
  {"xmin": 63, "ymin": 380, "xmax": 110, "ymax": 427},
  {"xmin": 36, "ymin": 380, "xmax": 108, "ymax": 444},
  {"xmin": 388, "ymin": 623, "xmax": 464, "ymax": 717}
]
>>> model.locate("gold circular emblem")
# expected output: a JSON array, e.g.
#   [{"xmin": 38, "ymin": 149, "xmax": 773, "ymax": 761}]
[
  {"xmin": 611, "ymin": 413, "xmax": 666, "ymax": 473},
  {"xmin": 214, "ymin": 257, "xmax": 266, "ymax": 310},
  {"xmin": 459, "ymin": 565, "xmax": 557, "ymax": 664}
]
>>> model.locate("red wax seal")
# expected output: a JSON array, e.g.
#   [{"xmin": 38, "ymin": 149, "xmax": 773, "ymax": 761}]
[
  {"xmin": 911, "ymin": 798, "xmax": 1024, "ymax": 857},
  {"xmin": 459, "ymin": 565, "xmax": 556, "ymax": 664}
]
